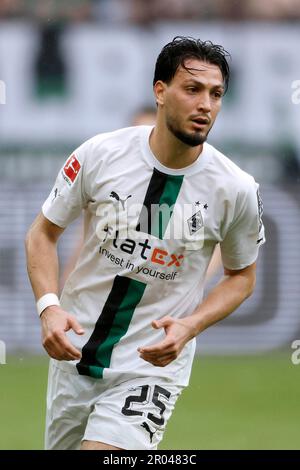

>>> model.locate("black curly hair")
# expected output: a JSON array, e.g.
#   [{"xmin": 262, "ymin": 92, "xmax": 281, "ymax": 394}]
[{"xmin": 153, "ymin": 36, "xmax": 231, "ymax": 93}]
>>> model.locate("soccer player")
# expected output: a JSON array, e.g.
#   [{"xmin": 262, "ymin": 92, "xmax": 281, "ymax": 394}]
[{"xmin": 25, "ymin": 36, "xmax": 265, "ymax": 450}]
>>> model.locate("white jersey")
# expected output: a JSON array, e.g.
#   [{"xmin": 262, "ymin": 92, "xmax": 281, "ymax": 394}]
[{"xmin": 42, "ymin": 125, "xmax": 265, "ymax": 386}]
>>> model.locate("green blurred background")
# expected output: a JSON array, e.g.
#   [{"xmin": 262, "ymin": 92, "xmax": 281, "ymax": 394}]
[{"xmin": 1, "ymin": 353, "xmax": 299, "ymax": 450}]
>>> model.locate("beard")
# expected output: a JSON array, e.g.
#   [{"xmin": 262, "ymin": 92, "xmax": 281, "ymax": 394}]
[{"xmin": 166, "ymin": 115, "xmax": 210, "ymax": 147}]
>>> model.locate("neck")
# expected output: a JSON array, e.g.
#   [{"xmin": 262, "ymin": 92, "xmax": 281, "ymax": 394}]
[{"xmin": 149, "ymin": 120, "xmax": 203, "ymax": 170}]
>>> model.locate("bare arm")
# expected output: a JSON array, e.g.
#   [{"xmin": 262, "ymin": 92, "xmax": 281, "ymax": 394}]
[
  {"xmin": 26, "ymin": 212, "xmax": 63, "ymax": 300},
  {"xmin": 25, "ymin": 213, "xmax": 84, "ymax": 360},
  {"xmin": 205, "ymin": 243, "xmax": 222, "ymax": 282},
  {"xmin": 138, "ymin": 263, "xmax": 256, "ymax": 367},
  {"xmin": 187, "ymin": 263, "xmax": 256, "ymax": 336}
]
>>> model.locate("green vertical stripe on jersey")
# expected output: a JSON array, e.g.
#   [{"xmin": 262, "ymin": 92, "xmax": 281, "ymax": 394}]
[
  {"xmin": 94, "ymin": 278, "xmax": 146, "ymax": 374},
  {"xmin": 136, "ymin": 168, "xmax": 184, "ymax": 239},
  {"xmin": 76, "ymin": 275, "xmax": 146, "ymax": 379},
  {"xmin": 151, "ymin": 174, "xmax": 184, "ymax": 239}
]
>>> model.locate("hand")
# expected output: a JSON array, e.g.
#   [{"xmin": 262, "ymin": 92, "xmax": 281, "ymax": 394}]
[
  {"xmin": 137, "ymin": 316, "xmax": 196, "ymax": 367},
  {"xmin": 41, "ymin": 305, "xmax": 85, "ymax": 361}
]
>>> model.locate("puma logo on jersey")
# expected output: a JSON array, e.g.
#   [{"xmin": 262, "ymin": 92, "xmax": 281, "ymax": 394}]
[
  {"xmin": 141, "ymin": 421, "xmax": 157, "ymax": 443},
  {"xmin": 52, "ymin": 188, "xmax": 60, "ymax": 202},
  {"xmin": 110, "ymin": 191, "xmax": 132, "ymax": 210}
]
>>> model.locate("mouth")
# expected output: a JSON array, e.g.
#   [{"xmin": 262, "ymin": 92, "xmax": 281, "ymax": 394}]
[{"xmin": 190, "ymin": 117, "xmax": 210, "ymax": 129}]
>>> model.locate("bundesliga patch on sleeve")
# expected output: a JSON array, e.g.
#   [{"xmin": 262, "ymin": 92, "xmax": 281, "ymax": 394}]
[{"xmin": 63, "ymin": 154, "xmax": 81, "ymax": 185}]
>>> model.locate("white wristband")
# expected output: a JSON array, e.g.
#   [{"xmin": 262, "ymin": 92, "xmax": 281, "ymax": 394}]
[{"xmin": 36, "ymin": 293, "xmax": 60, "ymax": 317}]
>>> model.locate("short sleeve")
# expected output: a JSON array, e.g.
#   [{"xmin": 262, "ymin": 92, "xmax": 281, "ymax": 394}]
[
  {"xmin": 220, "ymin": 180, "xmax": 265, "ymax": 270},
  {"xmin": 42, "ymin": 143, "xmax": 89, "ymax": 228}
]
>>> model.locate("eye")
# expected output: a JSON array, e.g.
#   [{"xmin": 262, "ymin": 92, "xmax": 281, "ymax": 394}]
[
  {"xmin": 213, "ymin": 91, "xmax": 223, "ymax": 99},
  {"xmin": 186, "ymin": 86, "xmax": 198, "ymax": 93}
]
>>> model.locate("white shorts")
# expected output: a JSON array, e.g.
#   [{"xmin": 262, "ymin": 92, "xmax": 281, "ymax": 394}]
[{"xmin": 45, "ymin": 360, "xmax": 184, "ymax": 450}]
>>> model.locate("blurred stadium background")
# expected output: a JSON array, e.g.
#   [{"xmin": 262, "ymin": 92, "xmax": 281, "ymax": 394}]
[{"xmin": 1, "ymin": 0, "xmax": 300, "ymax": 450}]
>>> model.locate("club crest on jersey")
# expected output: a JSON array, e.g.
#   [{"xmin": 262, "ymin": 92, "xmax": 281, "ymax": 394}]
[
  {"xmin": 63, "ymin": 154, "xmax": 81, "ymax": 185},
  {"xmin": 187, "ymin": 209, "xmax": 203, "ymax": 235}
]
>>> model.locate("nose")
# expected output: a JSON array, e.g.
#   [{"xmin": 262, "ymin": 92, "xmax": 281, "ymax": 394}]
[{"xmin": 197, "ymin": 91, "xmax": 211, "ymax": 113}]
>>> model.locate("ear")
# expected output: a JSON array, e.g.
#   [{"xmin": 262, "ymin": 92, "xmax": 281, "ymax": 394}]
[{"xmin": 153, "ymin": 80, "xmax": 167, "ymax": 106}]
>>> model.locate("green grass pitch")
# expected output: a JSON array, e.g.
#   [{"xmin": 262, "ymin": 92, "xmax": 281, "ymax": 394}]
[{"xmin": 0, "ymin": 353, "xmax": 299, "ymax": 450}]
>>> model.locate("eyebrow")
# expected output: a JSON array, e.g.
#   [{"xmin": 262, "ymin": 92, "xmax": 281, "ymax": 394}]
[{"xmin": 183, "ymin": 78, "xmax": 225, "ymax": 90}]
